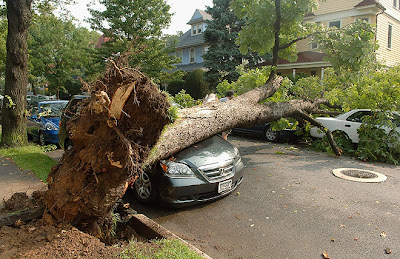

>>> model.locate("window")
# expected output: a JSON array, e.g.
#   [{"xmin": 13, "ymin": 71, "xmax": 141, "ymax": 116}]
[
  {"xmin": 357, "ymin": 17, "xmax": 369, "ymax": 23},
  {"xmin": 189, "ymin": 48, "xmax": 195, "ymax": 63},
  {"xmin": 388, "ymin": 24, "xmax": 393, "ymax": 49},
  {"xmin": 192, "ymin": 25, "xmax": 197, "ymax": 35},
  {"xmin": 203, "ymin": 46, "xmax": 210, "ymax": 54},
  {"xmin": 197, "ymin": 24, "xmax": 202, "ymax": 34},
  {"xmin": 176, "ymin": 51, "xmax": 183, "ymax": 63},
  {"xmin": 329, "ymin": 20, "xmax": 341, "ymax": 28},
  {"xmin": 346, "ymin": 111, "xmax": 372, "ymax": 123},
  {"xmin": 394, "ymin": 0, "xmax": 397, "ymax": 8},
  {"xmin": 311, "ymin": 70, "xmax": 317, "ymax": 76},
  {"xmin": 311, "ymin": 35, "xmax": 318, "ymax": 49}
]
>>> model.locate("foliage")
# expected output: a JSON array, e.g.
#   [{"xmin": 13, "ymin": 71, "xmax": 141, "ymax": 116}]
[
  {"xmin": 173, "ymin": 90, "xmax": 197, "ymax": 108},
  {"xmin": 88, "ymin": 0, "xmax": 176, "ymax": 80},
  {"xmin": 28, "ymin": 13, "xmax": 99, "ymax": 96},
  {"xmin": 356, "ymin": 113, "xmax": 400, "ymax": 164},
  {"xmin": 311, "ymin": 130, "xmax": 355, "ymax": 156},
  {"xmin": 231, "ymin": 0, "xmax": 320, "ymax": 61},
  {"xmin": 184, "ymin": 69, "xmax": 210, "ymax": 99},
  {"xmin": 167, "ymin": 80, "xmax": 185, "ymax": 96},
  {"xmin": 119, "ymin": 239, "xmax": 203, "ymax": 259},
  {"xmin": 313, "ymin": 20, "xmax": 378, "ymax": 73},
  {"xmin": 0, "ymin": 145, "xmax": 56, "ymax": 182},
  {"xmin": 203, "ymin": 0, "xmax": 269, "ymax": 84}
]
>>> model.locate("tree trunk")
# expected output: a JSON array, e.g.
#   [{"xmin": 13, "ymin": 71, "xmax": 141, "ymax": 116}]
[{"xmin": 1, "ymin": 0, "xmax": 32, "ymax": 147}]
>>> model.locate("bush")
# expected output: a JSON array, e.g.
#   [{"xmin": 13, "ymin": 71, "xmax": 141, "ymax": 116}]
[
  {"xmin": 173, "ymin": 90, "xmax": 197, "ymax": 108},
  {"xmin": 357, "ymin": 124, "xmax": 400, "ymax": 164},
  {"xmin": 184, "ymin": 69, "xmax": 210, "ymax": 99},
  {"xmin": 167, "ymin": 80, "xmax": 185, "ymax": 96}
]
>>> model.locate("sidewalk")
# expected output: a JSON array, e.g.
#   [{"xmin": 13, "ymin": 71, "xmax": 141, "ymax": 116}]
[{"xmin": 0, "ymin": 156, "xmax": 46, "ymax": 205}]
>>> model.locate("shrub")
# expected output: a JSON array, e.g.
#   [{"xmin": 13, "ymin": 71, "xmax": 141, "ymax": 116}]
[
  {"xmin": 167, "ymin": 80, "xmax": 185, "ymax": 96},
  {"xmin": 184, "ymin": 69, "xmax": 210, "ymax": 99}
]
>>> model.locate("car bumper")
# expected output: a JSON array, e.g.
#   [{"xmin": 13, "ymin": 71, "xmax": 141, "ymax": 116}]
[
  {"xmin": 310, "ymin": 127, "xmax": 324, "ymax": 139},
  {"xmin": 158, "ymin": 159, "xmax": 245, "ymax": 208},
  {"xmin": 43, "ymin": 130, "xmax": 60, "ymax": 144}
]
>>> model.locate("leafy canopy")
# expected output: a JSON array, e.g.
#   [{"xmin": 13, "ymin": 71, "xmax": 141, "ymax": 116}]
[
  {"xmin": 88, "ymin": 0, "xmax": 176, "ymax": 79},
  {"xmin": 231, "ymin": 0, "xmax": 320, "ymax": 61}
]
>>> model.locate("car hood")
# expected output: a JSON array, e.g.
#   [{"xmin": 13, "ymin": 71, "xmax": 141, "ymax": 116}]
[{"xmin": 174, "ymin": 135, "xmax": 236, "ymax": 168}]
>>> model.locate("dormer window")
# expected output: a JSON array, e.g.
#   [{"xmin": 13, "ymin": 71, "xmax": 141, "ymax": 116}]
[{"xmin": 191, "ymin": 23, "xmax": 203, "ymax": 36}]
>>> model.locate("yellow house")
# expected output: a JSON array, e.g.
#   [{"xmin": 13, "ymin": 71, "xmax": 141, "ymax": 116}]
[{"xmin": 278, "ymin": 0, "xmax": 400, "ymax": 78}]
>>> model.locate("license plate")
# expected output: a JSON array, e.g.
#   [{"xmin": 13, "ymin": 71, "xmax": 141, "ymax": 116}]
[{"xmin": 218, "ymin": 179, "xmax": 232, "ymax": 193}]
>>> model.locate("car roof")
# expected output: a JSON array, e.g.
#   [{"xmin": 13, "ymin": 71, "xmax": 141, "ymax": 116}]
[{"xmin": 38, "ymin": 100, "xmax": 69, "ymax": 104}]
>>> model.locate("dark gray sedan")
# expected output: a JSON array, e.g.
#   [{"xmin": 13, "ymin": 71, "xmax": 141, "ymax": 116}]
[{"xmin": 132, "ymin": 135, "xmax": 245, "ymax": 207}]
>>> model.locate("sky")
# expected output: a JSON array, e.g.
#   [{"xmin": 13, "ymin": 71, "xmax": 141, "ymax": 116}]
[{"xmin": 65, "ymin": 0, "xmax": 214, "ymax": 35}]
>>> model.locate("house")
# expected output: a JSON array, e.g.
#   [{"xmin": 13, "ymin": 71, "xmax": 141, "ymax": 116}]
[
  {"xmin": 278, "ymin": 0, "xmax": 400, "ymax": 78},
  {"xmin": 171, "ymin": 9, "xmax": 212, "ymax": 72}
]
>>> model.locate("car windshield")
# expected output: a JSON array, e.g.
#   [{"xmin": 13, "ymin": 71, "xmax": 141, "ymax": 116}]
[{"xmin": 39, "ymin": 102, "xmax": 68, "ymax": 118}]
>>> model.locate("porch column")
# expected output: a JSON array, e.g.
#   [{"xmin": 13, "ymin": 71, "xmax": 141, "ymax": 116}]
[
  {"xmin": 292, "ymin": 68, "xmax": 296, "ymax": 78},
  {"xmin": 321, "ymin": 68, "xmax": 325, "ymax": 80}
]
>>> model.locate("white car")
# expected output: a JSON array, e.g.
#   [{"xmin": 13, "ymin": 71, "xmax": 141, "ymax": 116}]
[{"xmin": 310, "ymin": 109, "xmax": 400, "ymax": 143}]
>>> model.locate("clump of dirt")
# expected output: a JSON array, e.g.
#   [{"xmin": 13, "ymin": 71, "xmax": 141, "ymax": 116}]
[
  {"xmin": 0, "ymin": 219, "xmax": 125, "ymax": 258},
  {"xmin": 1, "ymin": 190, "xmax": 45, "ymax": 215}
]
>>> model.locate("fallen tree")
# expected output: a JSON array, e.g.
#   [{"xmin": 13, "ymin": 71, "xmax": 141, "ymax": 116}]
[{"xmin": 40, "ymin": 57, "xmax": 340, "ymax": 238}]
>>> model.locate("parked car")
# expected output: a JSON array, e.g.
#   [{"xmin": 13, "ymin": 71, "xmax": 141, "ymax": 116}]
[
  {"xmin": 27, "ymin": 100, "xmax": 69, "ymax": 145},
  {"xmin": 310, "ymin": 109, "xmax": 400, "ymax": 143},
  {"xmin": 232, "ymin": 123, "xmax": 299, "ymax": 142},
  {"xmin": 59, "ymin": 95, "xmax": 245, "ymax": 207},
  {"xmin": 59, "ymin": 95, "xmax": 89, "ymax": 150}
]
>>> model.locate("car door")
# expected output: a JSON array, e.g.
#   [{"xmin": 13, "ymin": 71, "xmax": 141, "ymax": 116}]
[
  {"xmin": 27, "ymin": 106, "xmax": 40, "ymax": 140},
  {"xmin": 343, "ymin": 111, "xmax": 372, "ymax": 143}
]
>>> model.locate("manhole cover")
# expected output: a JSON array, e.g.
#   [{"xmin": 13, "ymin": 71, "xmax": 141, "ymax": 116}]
[{"xmin": 332, "ymin": 168, "xmax": 387, "ymax": 183}]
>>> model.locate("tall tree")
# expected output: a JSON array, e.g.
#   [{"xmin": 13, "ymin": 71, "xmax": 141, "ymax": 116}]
[
  {"xmin": 88, "ymin": 0, "xmax": 176, "ymax": 79},
  {"xmin": 1, "ymin": 0, "xmax": 32, "ymax": 147},
  {"xmin": 28, "ymin": 14, "xmax": 99, "ymax": 97},
  {"xmin": 203, "ymin": 0, "xmax": 269, "ymax": 84},
  {"xmin": 231, "ymin": 0, "xmax": 320, "ymax": 79}
]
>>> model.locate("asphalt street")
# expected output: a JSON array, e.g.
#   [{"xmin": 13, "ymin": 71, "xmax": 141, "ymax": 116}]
[{"xmin": 131, "ymin": 135, "xmax": 400, "ymax": 259}]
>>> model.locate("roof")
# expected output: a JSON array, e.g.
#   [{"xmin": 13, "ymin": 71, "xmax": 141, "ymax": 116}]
[
  {"xmin": 354, "ymin": 0, "xmax": 378, "ymax": 8},
  {"xmin": 188, "ymin": 9, "xmax": 212, "ymax": 25},
  {"xmin": 278, "ymin": 51, "xmax": 326, "ymax": 65},
  {"xmin": 176, "ymin": 30, "xmax": 206, "ymax": 49}
]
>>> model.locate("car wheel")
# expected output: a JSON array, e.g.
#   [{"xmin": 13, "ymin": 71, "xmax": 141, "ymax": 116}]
[
  {"xmin": 133, "ymin": 171, "xmax": 157, "ymax": 203},
  {"xmin": 265, "ymin": 127, "xmax": 279, "ymax": 142},
  {"xmin": 39, "ymin": 131, "xmax": 46, "ymax": 146}
]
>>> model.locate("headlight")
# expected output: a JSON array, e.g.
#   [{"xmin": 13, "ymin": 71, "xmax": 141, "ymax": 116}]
[
  {"xmin": 45, "ymin": 122, "xmax": 57, "ymax": 131},
  {"xmin": 161, "ymin": 161, "xmax": 195, "ymax": 178}
]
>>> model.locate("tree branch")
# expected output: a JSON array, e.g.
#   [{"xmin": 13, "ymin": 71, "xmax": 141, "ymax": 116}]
[
  {"xmin": 279, "ymin": 34, "xmax": 312, "ymax": 50},
  {"xmin": 292, "ymin": 110, "xmax": 342, "ymax": 156}
]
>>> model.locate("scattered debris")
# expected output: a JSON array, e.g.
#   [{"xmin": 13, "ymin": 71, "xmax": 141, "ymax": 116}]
[
  {"xmin": 322, "ymin": 251, "xmax": 331, "ymax": 259},
  {"xmin": 380, "ymin": 231, "xmax": 387, "ymax": 237},
  {"xmin": 385, "ymin": 247, "xmax": 392, "ymax": 254}
]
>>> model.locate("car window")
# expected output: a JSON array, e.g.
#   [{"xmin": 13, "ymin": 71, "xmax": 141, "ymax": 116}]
[
  {"xmin": 39, "ymin": 102, "xmax": 68, "ymax": 118},
  {"xmin": 64, "ymin": 99, "xmax": 83, "ymax": 117},
  {"xmin": 346, "ymin": 111, "xmax": 372, "ymax": 123}
]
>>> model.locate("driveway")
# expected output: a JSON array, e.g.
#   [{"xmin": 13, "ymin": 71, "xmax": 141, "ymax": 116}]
[{"xmin": 131, "ymin": 135, "xmax": 400, "ymax": 259}]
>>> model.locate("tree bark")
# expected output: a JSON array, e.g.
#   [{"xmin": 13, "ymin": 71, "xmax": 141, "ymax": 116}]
[{"xmin": 1, "ymin": 0, "xmax": 32, "ymax": 147}]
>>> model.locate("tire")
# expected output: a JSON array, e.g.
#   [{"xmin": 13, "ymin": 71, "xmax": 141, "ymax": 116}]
[
  {"xmin": 39, "ymin": 131, "xmax": 46, "ymax": 146},
  {"xmin": 132, "ymin": 171, "xmax": 157, "ymax": 203},
  {"xmin": 265, "ymin": 127, "xmax": 279, "ymax": 142}
]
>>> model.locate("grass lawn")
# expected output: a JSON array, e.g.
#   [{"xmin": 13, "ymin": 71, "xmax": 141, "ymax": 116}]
[
  {"xmin": 120, "ymin": 239, "xmax": 203, "ymax": 259},
  {"xmin": 0, "ymin": 145, "xmax": 56, "ymax": 182}
]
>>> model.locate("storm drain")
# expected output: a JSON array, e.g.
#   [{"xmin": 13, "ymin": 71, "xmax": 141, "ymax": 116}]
[{"xmin": 332, "ymin": 168, "xmax": 387, "ymax": 183}]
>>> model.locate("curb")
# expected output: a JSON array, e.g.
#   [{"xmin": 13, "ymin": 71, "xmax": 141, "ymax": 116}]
[{"xmin": 131, "ymin": 214, "xmax": 213, "ymax": 259}]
